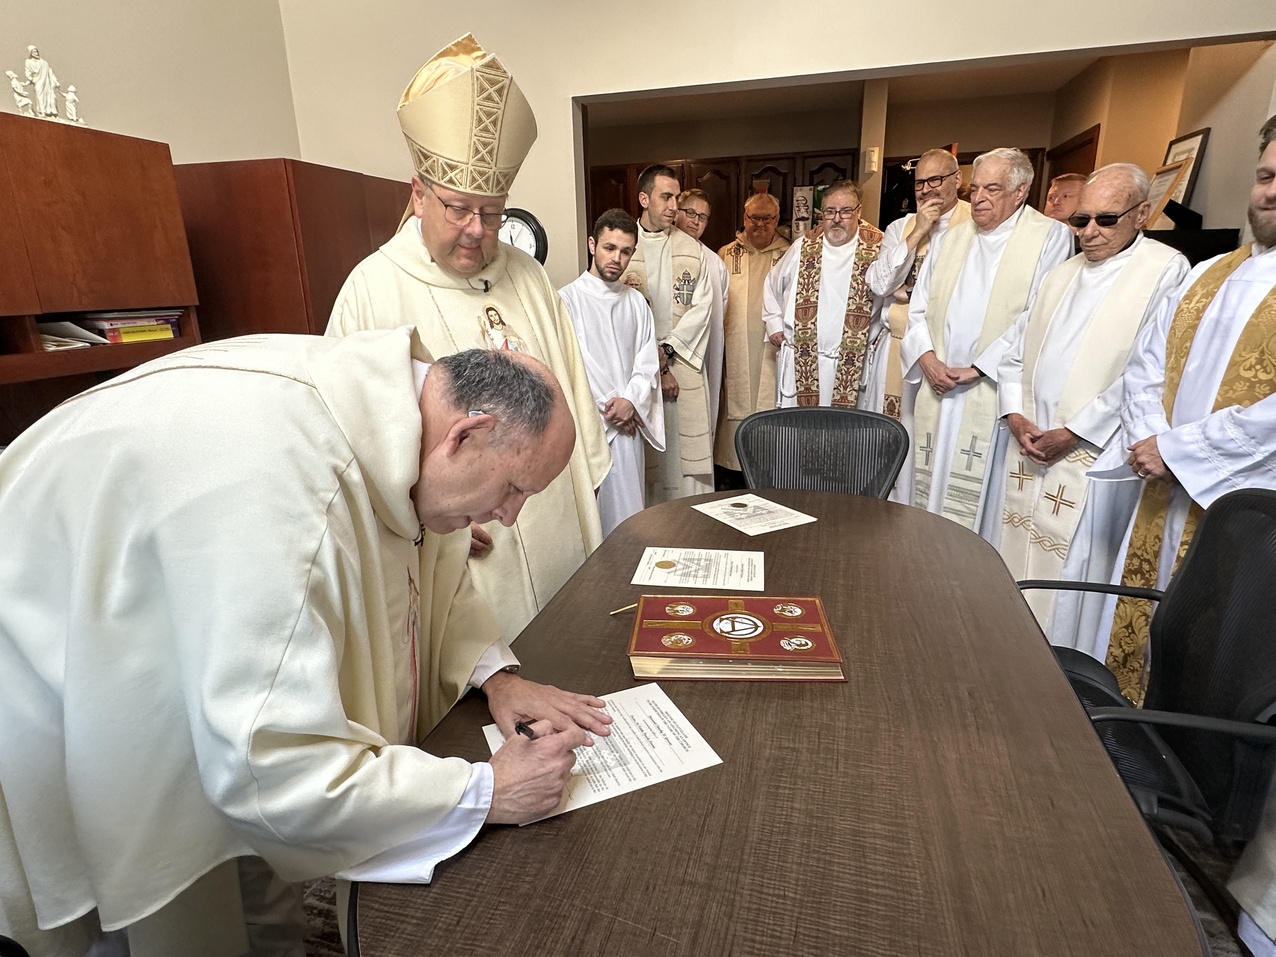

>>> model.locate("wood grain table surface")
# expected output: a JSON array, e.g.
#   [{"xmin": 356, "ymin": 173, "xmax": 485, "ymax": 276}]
[{"xmin": 355, "ymin": 490, "xmax": 1204, "ymax": 956}]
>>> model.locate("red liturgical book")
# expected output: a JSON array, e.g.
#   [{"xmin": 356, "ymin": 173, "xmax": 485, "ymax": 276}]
[{"xmin": 626, "ymin": 594, "xmax": 845, "ymax": 681}]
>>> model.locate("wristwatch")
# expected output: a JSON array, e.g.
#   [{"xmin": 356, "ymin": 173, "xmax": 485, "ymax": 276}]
[
  {"xmin": 498, "ymin": 664, "xmax": 520, "ymax": 675},
  {"xmin": 661, "ymin": 342, "xmax": 675, "ymax": 374}
]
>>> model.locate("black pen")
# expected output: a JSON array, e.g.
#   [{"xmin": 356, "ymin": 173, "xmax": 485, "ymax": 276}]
[{"xmin": 514, "ymin": 720, "xmax": 538, "ymax": 740}]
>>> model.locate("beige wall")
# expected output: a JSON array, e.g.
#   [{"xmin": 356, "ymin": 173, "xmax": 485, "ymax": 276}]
[
  {"xmin": 276, "ymin": 1, "xmax": 1276, "ymax": 285},
  {"xmin": 588, "ymin": 108, "xmax": 861, "ymax": 167},
  {"xmin": 1100, "ymin": 49, "xmax": 1191, "ymax": 173},
  {"xmin": 1177, "ymin": 41, "xmax": 1276, "ymax": 232},
  {"xmin": 1, "ymin": 0, "xmax": 299, "ymax": 164},
  {"xmin": 886, "ymin": 93, "xmax": 1056, "ymax": 158}
]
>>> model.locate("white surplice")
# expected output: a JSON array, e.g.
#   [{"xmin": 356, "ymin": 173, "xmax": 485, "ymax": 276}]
[
  {"xmin": 1052, "ymin": 244, "xmax": 1276, "ymax": 657},
  {"xmin": 765, "ymin": 232, "xmax": 886, "ymax": 407},
  {"xmin": 701, "ymin": 242, "xmax": 728, "ymax": 436},
  {"xmin": 560, "ymin": 270, "xmax": 666, "ymax": 537},
  {"xmin": 901, "ymin": 207, "xmax": 1073, "ymax": 515}
]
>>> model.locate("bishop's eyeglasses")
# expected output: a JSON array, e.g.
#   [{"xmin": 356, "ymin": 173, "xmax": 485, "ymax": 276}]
[
  {"xmin": 1066, "ymin": 201, "xmax": 1144, "ymax": 230},
  {"xmin": 426, "ymin": 183, "xmax": 507, "ymax": 229}
]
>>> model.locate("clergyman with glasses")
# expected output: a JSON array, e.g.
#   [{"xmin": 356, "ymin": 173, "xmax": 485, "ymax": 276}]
[
  {"xmin": 762, "ymin": 179, "xmax": 886, "ymax": 413},
  {"xmin": 981, "ymin": 162, "xmax": 1188, "ymax": 641},
  {"xmin": 901, "ymin": 147, "xmax": 1073, "ymax": 529},
  {"xmin": 714, "ymin": 192, "xmax": 791, "ymax": 483},
  {"xmin": 674, "ymin": 189, "xmax": 729, "ymax": 462},
  {"xmin": 328, "ymin": 34, "xmax": 610, "ymax": 646}
]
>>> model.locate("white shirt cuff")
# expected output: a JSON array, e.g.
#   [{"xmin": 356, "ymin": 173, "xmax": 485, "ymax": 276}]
[{"xmin": 469, "ymin": 641, "xmax": 519, "ymax": 690}]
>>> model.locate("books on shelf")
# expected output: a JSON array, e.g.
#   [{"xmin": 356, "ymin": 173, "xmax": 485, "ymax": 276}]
[
  {"xmin": 36, "ymin": 310, "xmax": 185, "ymax": 347},
  {"xmin": 627, "ymin": 594, "xmax": 845, "ymax": 681}
]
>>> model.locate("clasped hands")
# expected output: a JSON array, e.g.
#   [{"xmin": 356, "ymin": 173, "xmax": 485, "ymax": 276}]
[
  {"xmin": 481, "ymin": 669, "xmax": 613, "ymax": 825},
  {"xmin": 1126, "ymin": 434, "xmax": 1172, "ymax": 482},
  {"xmin": 918, "ymin": 351, "xmax": 981, "ymax": 395},
  {"xmin": 603, "ymin": 396, "xmax": 639, "ymax": 437},
  {"xmin": 1006, "ymin": 413, "xmax": 1079, "ymax": 466}
]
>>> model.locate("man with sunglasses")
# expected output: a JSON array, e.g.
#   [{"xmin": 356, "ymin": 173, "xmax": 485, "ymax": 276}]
[
  {"xmin": 714, "ymin": 193, "xmax": 790, "ymax": 485},
  {"xmin": 329, "ymin": 35, "xmax": 609, "ymax": 647},
  {"xmin": 981, "ymin": 163, "xmax": 1188, "ymax": 637},
  {"xmin": 1051, "ymin": 116, "xmax": 1276, "ymax": 712},
  {"xmin": 763, "ymin": 180, "xmax": 886, "ymax": 410},
  {"xmin": 902, "ymin": 147, "xmax": 1072, "ymax": 529}
]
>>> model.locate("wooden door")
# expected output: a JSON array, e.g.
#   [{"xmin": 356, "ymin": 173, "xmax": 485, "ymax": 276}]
[
  {"xmin": 801, "ymin": 151, "xmax": 857, "ymax": 189},
  {"xmin": 742, "ymin": 155, "xmax": 796, "ymax": 228},
  {"xmin": 685, "ymin": 160, "xmax": 738, "ymax": 253},
  {"xmin": 588, "ymin": 165, "xmax": 636, "ymax": 229}
]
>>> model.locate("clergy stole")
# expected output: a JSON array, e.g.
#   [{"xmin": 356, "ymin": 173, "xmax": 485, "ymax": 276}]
[
  {"xmin": 912, "ymin": 209, "xmax": 1054, "ymax": 528},
  {"xmin": 792, "ymin": 222, "xmax": 883, "ymax": 407},
  {"xmin": 623, "ymin": 228, "xmax": 712, "ymax": 480},
  {"xmin": 1107, "ymin": 246, "xmax": 1276, "ymax": 704},
  {"xmin": 883, "ymin": 202, "xmax": 972, "ymax": 419},
  {"xmin": 1001, "ymin": 240, "xmax": 1181, "ymax": 627}
]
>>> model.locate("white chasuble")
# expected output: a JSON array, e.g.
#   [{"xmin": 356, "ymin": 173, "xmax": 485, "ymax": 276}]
[
  {"xmin": 0, "ymin": 330, "xmax": 501, "ymax": 949},
  {"xmin": 560, "ymin": 270, "xmax": 666, "ymax": 537},
  {"xmin": 903, "ymin": 205, "xmax": 1072, "ymax": 527},
  {"xmin": 329, "ymin": 220, "xmax": 610, "ymax": 642},
  {"xmin": 986, "ymin": 236, "xmax": 1188, "ymax": 630},
  {"xmin": 621, "ymin": 226, "xmax": 713, "ymax": 501},
  {"xmin": 714, "ymin": 232, "xmax": 790, "ymax": 470},
  {"xmin": 702, "ymin": 243, "xmax": 728, "ymax": 440}
]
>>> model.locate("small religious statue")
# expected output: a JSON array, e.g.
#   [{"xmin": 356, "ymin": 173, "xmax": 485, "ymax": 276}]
[
  {"xmin": 24, "ymin": 45, "xmax": 59, "ymax": 118},
  {"xmin": 6, "ymin": 71, "xmax": 33, "ymax": 116},
  {"xmin": 59, "ymin": 85, "xmax": 83, "ymax": 124}
]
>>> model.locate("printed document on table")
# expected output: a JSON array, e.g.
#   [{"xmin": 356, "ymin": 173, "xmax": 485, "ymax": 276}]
[
  {"xmin": 482, "ymin": 684, "xmax": 721, "ymax": 823},
  {"xmin": 691, "ymin": 493, "xmax": 817, "ymax": 536},
  {"xmin": 630, "ymin": 546, "xmax": 765, "ymax": 591}
]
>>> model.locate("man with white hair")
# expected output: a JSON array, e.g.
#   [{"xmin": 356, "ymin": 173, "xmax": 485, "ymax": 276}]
[
  {"xmin": 982, "ymin": 163, "xmax": 1189, "ymax": 633},
  {"xmin": 902, "ymin": 147, "xmax": 1072, "ymax": 528},
  {"xmin": 714, "ymin": 192, "xmax": 790, "ymax": 478},
  {"xmin": 329, "ymin": 34, "xmax": 610, "ymax": 644},
  {"xmin": 765, "ymin": 180, "xmax": 886, "ymax": 409}
]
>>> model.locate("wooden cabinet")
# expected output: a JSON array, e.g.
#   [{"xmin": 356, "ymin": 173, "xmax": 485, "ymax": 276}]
[
  {"xmin": 0, "ymin": 114, "xmax": 200, "ymax": 442},
  {"xmin": 174, "ymin": 159, "xmax": 411, "ymax": 339}
]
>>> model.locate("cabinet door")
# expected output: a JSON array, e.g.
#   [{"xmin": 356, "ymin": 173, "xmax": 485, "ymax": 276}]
[
  {"xmin": 685, "ymin": 160, "xmax": 738, "ymax": 254},
  {"xmin": 801, "ymin": 151, "xmax": 858, "ymax": 189},
  {"xmin": 742, "ymin": 155, "xmax": 797, "ymax": 228},
  {"xmin": 0, "ymin": 114, "xmax": 196, "ymax": 313},
  {"xmin": 0, "ymin": 142, "xmax": 39, "ymax": 317},
  {"xmin": 588, "ymin": 165, "xmax": 637, "ymax": 227},
  {"xmin": 364, "ymin": 175, "xmax": 412, "ymax": 249}
]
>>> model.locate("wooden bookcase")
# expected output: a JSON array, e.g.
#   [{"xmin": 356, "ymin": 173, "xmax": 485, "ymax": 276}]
[
  {"xmin": 0, "ymin": 113, "xmax": 200, "ymax": 442},
  {"xmin": 174, "ymin": 159, "xmax": 411, "ymax": 339}
]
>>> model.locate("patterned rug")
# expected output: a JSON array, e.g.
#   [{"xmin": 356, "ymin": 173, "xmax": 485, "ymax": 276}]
[{"xmin": 302, "ymin": 879, "xmax": 344, "ymax": 957}]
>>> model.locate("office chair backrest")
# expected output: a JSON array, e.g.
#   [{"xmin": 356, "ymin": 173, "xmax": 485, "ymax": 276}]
[
  {"xmin": 734, "ymin": 407, "xmax": 909, "ymax": 499},
  {"xmin": 1148, "ymin": 488, "xmax": 1276, "ymax": 841}
]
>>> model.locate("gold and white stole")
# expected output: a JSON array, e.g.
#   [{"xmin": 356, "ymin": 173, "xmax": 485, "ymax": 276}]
[
  {"xmin": 1107, "ymin": 246, "xmax": 1276, "ymax": 704},
  {"xmin": 883, "ymin": 201, "xmax": 971, "ymax": 419},
  {"xmin": 1000, "ymin": 240, "xmax": 1180, "ymax": 624},
  {"xmin": 791, "ymin": 222, "xmax": 883, "ymax": 408},
  {"xmin": 912, "ymin": 207, "xmax": 1055, "ymax": 528}
]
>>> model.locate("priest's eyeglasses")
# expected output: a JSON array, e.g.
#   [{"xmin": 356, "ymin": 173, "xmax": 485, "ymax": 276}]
[
  {"xmin": 1066, "ymin": 201, "xmax": 1144, "ymax": 230},
  {"xmin": 914, "ymin": 170, "xmax": 958, "ymax": 191},
  {"xmin": 426, "ymin": 183, "xmax": 508, "ymax": 229},
  {"xmin": 678, "ymin": 207, "xmax": 710, "ymax": 224},
  {"xmin": 822, "ymin": 205, "xmax": 861, "ymax": 220},
  {"xmin": 745, "ymin": 213, "xmax": 778, "ymax": 224}
]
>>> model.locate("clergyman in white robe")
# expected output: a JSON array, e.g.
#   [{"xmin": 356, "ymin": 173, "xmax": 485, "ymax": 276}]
[
  {"xmin": 1052, "ymin": 242, "xmax": 1276, "ymax": 660},
  {"xmin": 560, "ymin": 270, "xmax": 666, "ymax": 537},
  {"xmin": 980, "ymin": 234, "xmax": 1188, "ymax": 631},
  {"xmin": 902, "ymin": 206, "xmax": 1072, "ymax": 526}
]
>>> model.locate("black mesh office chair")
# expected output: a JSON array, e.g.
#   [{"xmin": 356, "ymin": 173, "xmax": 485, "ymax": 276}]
[
  {"xmin": 733, "ymin": 407, "xmax": 909, "ymax": 499},
  {"xmin": 1021, "ymin": 489, "xmax": 1276, "ymax": 941}
]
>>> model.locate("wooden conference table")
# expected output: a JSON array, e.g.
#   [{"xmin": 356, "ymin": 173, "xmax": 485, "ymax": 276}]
[{"xmin": 354, "ymin": 490, "xmax": 1204, "ymax": 956}]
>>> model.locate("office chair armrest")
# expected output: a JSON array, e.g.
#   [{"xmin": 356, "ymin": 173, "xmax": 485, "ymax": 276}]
[
  {"xmin": 1017, "ymin": 579, "xmax": 1164, "ymax": 602},
  {"xmin": 1089, "ymin": 707, "xmax": 1276, "ymax": 743}
]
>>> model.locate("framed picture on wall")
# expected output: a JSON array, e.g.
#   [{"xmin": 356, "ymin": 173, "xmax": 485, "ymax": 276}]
[
  {"xmin": 1147, "ymin": 160, "xmax": 1191, "ymax": 228},
  {"xmin": 1161, "ymin": 127, "xmax": 1211, "ymax": 209}
]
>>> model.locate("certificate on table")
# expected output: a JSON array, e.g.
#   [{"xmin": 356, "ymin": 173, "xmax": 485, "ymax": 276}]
[
  {"xmin": 631, "ymin": 546, "xmax": 765, "ymax": 591},
  {"xmin": 691, "ymin": 493, "xmax": 817, "ymax": 536},
  {"xmin": 483, "ymin": 684, "xmax": 722, "ymax": 822}
]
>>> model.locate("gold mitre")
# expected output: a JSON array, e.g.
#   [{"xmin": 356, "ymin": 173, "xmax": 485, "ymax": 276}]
[{"xmin": 397, "ymin": 34, "xmax": 537, "ymax": 198}]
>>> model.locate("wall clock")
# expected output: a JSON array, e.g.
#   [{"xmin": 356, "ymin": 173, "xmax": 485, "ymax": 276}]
[{"xmin": 499, "ymin": 208, "xmax": 548, "ymax": 264}]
